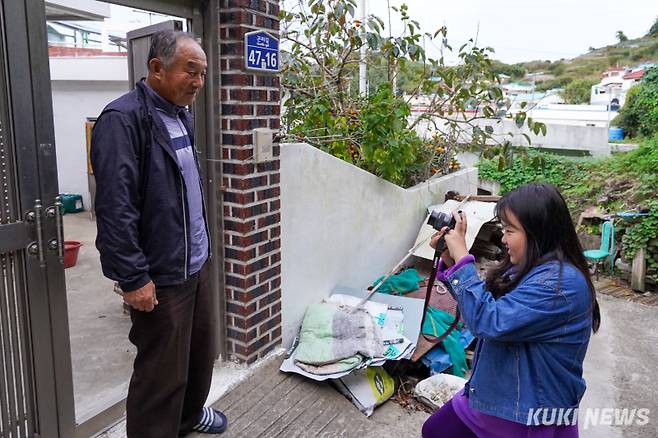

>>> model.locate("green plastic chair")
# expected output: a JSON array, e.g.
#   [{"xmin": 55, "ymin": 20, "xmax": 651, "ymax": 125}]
[{"xmin": 584, "ymin": 220, "xmax": 614, "ymax": 280}]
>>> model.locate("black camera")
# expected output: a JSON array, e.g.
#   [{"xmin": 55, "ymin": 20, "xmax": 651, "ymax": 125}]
[
  {"xmin": 427, "ymin": 210, "xmax": 456, "ymax": 231},
  {"xmin": 427, "ymin": 210, "xmax": 457, "ymax": 254}
]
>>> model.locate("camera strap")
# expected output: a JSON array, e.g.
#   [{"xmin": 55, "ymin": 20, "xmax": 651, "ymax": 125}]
[{"xmin": 418, "ymin": 251, "xmax": 461, "ymax": 346}]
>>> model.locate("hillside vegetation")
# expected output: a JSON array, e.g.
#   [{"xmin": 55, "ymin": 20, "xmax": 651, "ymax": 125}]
[
  {"xmin": 524, "ymin": 19, "xmax": 658, "ymax": 93},
  {"xmin": 397, "ymin": 17, "xmax": 658, "ymax": 102},
  {"xmin": 478, "ymin": 136, "xmax": 658, "ymax": 283}
]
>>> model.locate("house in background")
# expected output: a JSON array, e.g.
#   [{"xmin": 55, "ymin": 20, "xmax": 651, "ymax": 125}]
[
  {"xmin": 48, "ymin": 20, "xmax": 126, "ymax": 52},
  {"xmin": 621, "ymin": 67, "xmax": 647, "ymax": 90},
  {"xmin": 591, "ymin": 67, "xmax": 625, "ymax": 109},
  {"xmin": 45, "ymin": 0, "xmax": 109, "ymax": 20},
  {"xmin": 590, "ymin": 64, "xmax": 655, "ymax": 109},
  {"xmin": 500, "ymin": 80, "xmax": 564, "ymax": 111},
  {"xmin": 501, "ymin": 81, "xmax": 534, "ymax": 96}
]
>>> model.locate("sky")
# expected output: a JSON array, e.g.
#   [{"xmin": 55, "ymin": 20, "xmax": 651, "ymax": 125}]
[
  {"xmin": 104, "ymin": 4, "xmax": 183, "ymax": 35},
  {"xmin": 97, "ymin": 1, "xmax": 657, "ymax": 65},
  {"xmin": 284, "ymin": 0, "xmax": 658, "ymax": 64}
]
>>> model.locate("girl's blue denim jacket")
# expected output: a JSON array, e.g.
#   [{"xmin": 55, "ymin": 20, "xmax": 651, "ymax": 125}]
[{"xmin": 443, "ymin": 259, "xmax": 593, "ymax": 425}]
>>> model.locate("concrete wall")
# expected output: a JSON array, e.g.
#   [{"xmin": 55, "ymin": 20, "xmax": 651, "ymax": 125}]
[
  {"xmin": 527, "ymin": 105, "xmax": 617, "ymax": 128},
  {"xmin": 49, "ymin": 56, "xmax": 128, "ymax": 210},
  {"xmin": 415, "ymin": 118, "xmax": 611, "ymax": 157},
  {"xmin": 45, "ymin": 0, "xmax": 110, "ymax": 20},
  {"xmin": 49, "ymin": 56, "xmax": 128, "ymax": 81},
  {"xmin": 51, "ymin": 80, "xmax": 128, "ymax": 209},
  {"xmin": 279, "ymin": 143, "xmax": 478, "ymax": 346},
  {"xmin": 483, "ymin": 120, "xmax": 611, "ymax": 156}
]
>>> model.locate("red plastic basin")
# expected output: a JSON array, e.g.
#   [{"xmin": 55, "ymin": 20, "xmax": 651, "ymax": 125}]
[{"xmin": 64, "ymin": 241, "xmax": 82, "ymax": 268}]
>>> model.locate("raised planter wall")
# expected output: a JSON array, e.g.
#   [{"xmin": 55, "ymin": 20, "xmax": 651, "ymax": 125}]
[{"xmin": 279, "ymin": 143, "xmax": 478, "ymax": 346}]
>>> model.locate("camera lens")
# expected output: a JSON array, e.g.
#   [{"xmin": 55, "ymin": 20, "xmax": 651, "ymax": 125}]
[{"xmin": 427, "ymin": 211, "xmax": 453, "ymax": 231}]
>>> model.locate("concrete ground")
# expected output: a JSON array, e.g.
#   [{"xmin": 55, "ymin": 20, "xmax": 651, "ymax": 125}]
[
  {"xmin": 189, "ymin": 355, "xmax": 429, "ymax": 438},
  {"xmin": 102, "ymin": 288, "xmax": 658, "ymax": 438},
  {"xmin": 579, "ymin": 293, "xmax": 658, "ymax": 438},
  {"xmin": 63, "ymin": 212, "xmax": 135, "ymax": 421},
  {"xmin": 64, "ymin": 213, "xmax": 254, "ymax": 429},
  {"xmin": 191, "ymin": 289, "xmax": 657, "ymax": 438}
]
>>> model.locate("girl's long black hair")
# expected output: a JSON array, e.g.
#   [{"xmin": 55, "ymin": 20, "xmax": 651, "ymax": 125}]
[{"xmin": 485, "ymin": 183, "xmax": 601, "ymax": 332}]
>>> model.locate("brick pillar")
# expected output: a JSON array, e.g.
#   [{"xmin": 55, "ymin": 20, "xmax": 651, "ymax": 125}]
[{"xmin": 218, "ymin": 0, "xmax": 282, "ymax": 363}]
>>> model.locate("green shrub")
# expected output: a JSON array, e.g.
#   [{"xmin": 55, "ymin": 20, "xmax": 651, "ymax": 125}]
[
  {"xmin": 648, "ymin": 16, "xmax": 658, "ymax": 36},
  {"xmin": 563, "ymin": 78, "xmax": 599, "ymax": 104},
  {"xmin": 478, "ymin": 149, "xmax": 585, "ymax": 194},
  {"xmin": 479, "ymin": 136, "xmax": 658, "ymax": 281},
  {"xmin": 614, "ymin": 66, "xmax": 658, "ymax": 138},
  {"xmin": 358, "ymin": 84, "xmax": 422, "ymax": 185}
]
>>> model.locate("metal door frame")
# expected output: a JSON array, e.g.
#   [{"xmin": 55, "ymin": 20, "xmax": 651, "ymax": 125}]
[
  {"xmin": 2, "ymin": 0, "xmax": 75, "ymax": 436},
  {"xmin": 1, "ymin": 0, "xmax": 224, "ymax": 436}
]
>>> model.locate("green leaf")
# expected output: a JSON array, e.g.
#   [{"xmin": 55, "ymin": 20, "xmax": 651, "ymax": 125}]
[{"xmin": 515, "ymin": 114, "xmax": 525, "ymax": 128}]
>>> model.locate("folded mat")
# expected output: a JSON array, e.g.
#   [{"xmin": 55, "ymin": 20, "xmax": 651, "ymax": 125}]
[{"xmin": 294, "ymin": 303, "xmax": 383, "ymax": 375}]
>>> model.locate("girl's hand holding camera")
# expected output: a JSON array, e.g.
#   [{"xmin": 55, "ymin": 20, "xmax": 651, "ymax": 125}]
[{"xmin": 430, "ymin": 210, "xmax": 469, "ymax": 266}]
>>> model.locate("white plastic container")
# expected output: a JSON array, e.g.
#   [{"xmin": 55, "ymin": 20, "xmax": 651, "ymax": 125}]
[{"xmin": 414, "ymin": 373, "xmax": 467, "ymax": 410}]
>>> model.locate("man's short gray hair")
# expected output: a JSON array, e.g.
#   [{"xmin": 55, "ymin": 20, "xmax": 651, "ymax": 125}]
[{"xmin": 147, "ymin": 30, "xmax": 196, "ymax": 69}]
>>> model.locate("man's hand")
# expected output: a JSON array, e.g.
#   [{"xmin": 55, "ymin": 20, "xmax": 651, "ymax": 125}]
[{"xmin": 123, "ymin": 281, "xmax": 158, "ymax": 312}]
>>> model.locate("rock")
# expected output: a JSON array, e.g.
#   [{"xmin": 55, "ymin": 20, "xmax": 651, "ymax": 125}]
[{"xmin": 615, "ymin": 258, "xmax": 632, "ymax": 273}]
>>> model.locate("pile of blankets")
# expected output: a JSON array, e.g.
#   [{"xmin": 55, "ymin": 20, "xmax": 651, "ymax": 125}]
[{"xmin": 293, "ymin": 303, "xmax": 384, "ymax": 375}]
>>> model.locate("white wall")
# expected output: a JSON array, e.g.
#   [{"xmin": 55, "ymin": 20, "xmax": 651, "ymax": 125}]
[
  {"xmin": 51, "ymin": 80, "xmax": 128, "ymax": 209},
  {"xmin": 45, "ymin": 0, "xmax": 110, "ymax": 20},
  {"xmin": 415, "ymin": 118, "xmax": 612, "ymax": 157},
  {"xmin": 483, "ymin": 120, "xmax": 611, "ymax": 156},
  {"xmin": 280, "ymin": 143, "xmax": 478, "ymax": 346},
  {"xmin": 528, "ymin": 105, "xmax": 617, "ymax": 127},
  {"xmin": 50, "ymin": 57, "xmax": 129, "ymax": 82},
  {"xmin": 49, "ymin": 55, "xmax": 128, "ymax": 210}
]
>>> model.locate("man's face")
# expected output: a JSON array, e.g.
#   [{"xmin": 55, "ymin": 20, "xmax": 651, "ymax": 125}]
[{"xmin": 155, "ymin": 38, "xmax": 207, "ymax": 107}]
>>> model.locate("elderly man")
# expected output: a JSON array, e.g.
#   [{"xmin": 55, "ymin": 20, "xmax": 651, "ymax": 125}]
[{"xmin": 91, "ymin": 30, "xmax": 227, "ymax": 437}]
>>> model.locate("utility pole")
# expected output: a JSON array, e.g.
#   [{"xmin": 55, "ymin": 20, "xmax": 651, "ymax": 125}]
[
  {"xmin": 474, "ymin": 20, "xmax": 480, "ymax": 47},
  {"xmin": 388, "ymin": 0, "xmax": 397, "ymax": 93},
  {"xmin": 606, "ymin": 84, "xmax": 612, "ymax": 133},
  {"xmin": 359, "ymin": 0, "xmax": 367, "ymax": 95},
  {"xmin": 440, "ymin": 20, "xmax": 446, "ymax": 60}
]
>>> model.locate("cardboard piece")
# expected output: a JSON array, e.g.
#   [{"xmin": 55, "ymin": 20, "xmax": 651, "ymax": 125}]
[
  {"xmin": 412, "ymin": 200, "xmax": 496, "ymax": 261},
  {"xmin": 333, "ymin": 367, "xmax": 395, "ymax": 416}
]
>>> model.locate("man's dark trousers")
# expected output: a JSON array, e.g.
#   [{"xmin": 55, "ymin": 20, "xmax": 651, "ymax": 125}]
[{"xmin": 126, "ymin": 262, "xmax": 215, "ymax": 438}]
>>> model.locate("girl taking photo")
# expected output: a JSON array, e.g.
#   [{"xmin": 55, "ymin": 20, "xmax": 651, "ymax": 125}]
[{"xmin": 422, "ymin": 183, "xmax": 601, "ymax": 438}]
